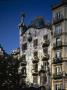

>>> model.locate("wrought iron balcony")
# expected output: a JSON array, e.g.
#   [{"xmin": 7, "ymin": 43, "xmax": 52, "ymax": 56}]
[
  {"xmin": 32, "ymin": 56, "xmax": 39, "ymax": 63},
  {"xmin": 54, "ymin": 31, "xmax": 62, "ymax": 37},
  {"xmin": 52, "ymin": 57, "xmax": 62, "ymax": 64},
  {"xmin": 53, "ymin": 41, "xmax": 62, "ymax": 49},
  {"xmin": 53, "ymin": 72, "xmax": 67, "ymax": 80},
  {"xmin": 53, "ymin": 73, "xmax": 62, "ymax": 79},
  {"xmin": 32, "ymin": 69, "xmax": 38, "ymax": 76},
  {"xmin": 53, "ymin": 15, "xmax": 64, "ymax": 25},
  {"xmin": 55, "ymin": 88, "xmax": 65, "ymax": 90},
  {"xmin": 42, "ymin": 54, "xmax": 49, "ymax": 61},
  {"xmin": 42, "ymin": 40, "xmax": 50, "ymax": 48}
]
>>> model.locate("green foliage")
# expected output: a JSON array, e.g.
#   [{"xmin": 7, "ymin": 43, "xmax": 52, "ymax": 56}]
[{"xmin": 0, "ymin": 55, "xmax": 19, "ymax": 90}]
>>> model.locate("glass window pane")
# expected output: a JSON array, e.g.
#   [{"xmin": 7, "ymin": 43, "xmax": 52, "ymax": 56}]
[
  {"xmin": 56, "ymin": 50, "xmax": 61, "ymax": 58},
  {"xmin": 55, "ymin": 24, "xmax": 61, "ymax": 35}
]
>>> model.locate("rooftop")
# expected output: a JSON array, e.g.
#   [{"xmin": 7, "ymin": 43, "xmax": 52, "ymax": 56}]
[{"xmin": 52, "ymin": 0, "xmax": 67, "ymax": 10}]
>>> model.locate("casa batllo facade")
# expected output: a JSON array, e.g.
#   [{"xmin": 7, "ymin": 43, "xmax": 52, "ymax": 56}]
[{"xmin": 18, "ymin": 16, "xmax": 51, "ymax": 90}]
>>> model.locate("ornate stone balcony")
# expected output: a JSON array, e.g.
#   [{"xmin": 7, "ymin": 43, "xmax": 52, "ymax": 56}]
[
  {"xmin": 42, "ymin": 40, "xmax": 50, "ymax": 48},
  {"xmin": 39, "ymin": 66, "xmax": 46, "ymax": 75},
  {"xmin": 32, "ymin": 69, "xmax": 38, "ymax": 76},
  {"xmin": 32, "ymin": 56, "xmax": 39, "ymax": 63},
  {"xmin": 42, "ymin": 54, "xmax": 49, "ymax": 61}
]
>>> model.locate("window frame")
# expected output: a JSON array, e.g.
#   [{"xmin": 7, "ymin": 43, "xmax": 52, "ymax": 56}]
[
  {"xmin": 56, "ymin": 36, "xmax": 61, "ymax": 47},
  {"xmin": 33, "ymin": 39, "xmax": 38, "ymax": 48},
  {"xmin": 55, "ymin": 24, "xmax": 61, "ymax": 35},
  {"xmin": 55, "ymin": 65, "xmax": 62, "ymax": 75},
  {"xmin": 55, "ymin": 83, "xmax": 63, "ymax": 90},
  {"xmin": 22, "ymin": 43, "xmax": 27, "ymax": 51}
]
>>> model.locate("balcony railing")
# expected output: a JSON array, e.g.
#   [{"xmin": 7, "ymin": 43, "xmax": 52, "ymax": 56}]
[
  {"xmin": 55, "ymin": 88, "xmax": 65, "ymax": 90},
  {"xmin": 53, "ymin": 15, "xmax": 64, "ymax": 24},
  {"xmin": 53, "ymin": 41, "xmax": 62, "ymax": 49},
  {"xmin": 52, "ymin": 57, "xmax": 62, "ymax": 64},
  {"xmin": 32, "ymin": 56, "xmax": 39, "ymax": 63},
  {"xmin": 54, "ymin": 31, "xmax": 62, "ymax": 37},
  {"xmin": 42, "ymin": 54, "xmax": 49, "ymax": 61},
  {"xmin": 53, "ymin": 72, "xmax": 67, "ymax": 80},
  {"xmin": 42, "ymin": 40, "xmax": 50, "ymax": 48},
  {"xmin": 53, "ymin": 73, "xmax": 62, "ymax": 79}
]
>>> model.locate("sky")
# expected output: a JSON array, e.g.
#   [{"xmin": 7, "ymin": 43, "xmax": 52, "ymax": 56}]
[{"xmin": 0, "ymin": 0, "xmax": 60, "ymax": 53}]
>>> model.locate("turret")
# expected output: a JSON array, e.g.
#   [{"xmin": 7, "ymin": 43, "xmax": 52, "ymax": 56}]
[
  {"xmin": 18, "ymin": 13, "xmax": 27, "ymax": 36},
  {"xmin": 18, "ymin": 13, "xmax": 27, "ymax": 87}
]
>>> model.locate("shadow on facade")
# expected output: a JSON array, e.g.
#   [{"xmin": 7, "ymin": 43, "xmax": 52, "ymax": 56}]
[{"xmin": 21, "ymin": 86, "xmax": 46, "ymax": 90}]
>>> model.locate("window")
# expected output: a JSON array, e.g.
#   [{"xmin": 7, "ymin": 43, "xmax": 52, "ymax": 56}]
[
  {"xmin": 43, "ymin": 62, "xmax": 47, "ymax": 70},
  {"xmin": 33, "ymin": 63, "xmax": 38, "ymax": 72},
  {"xmin": 55, "ymin": 24, "xmax": 61, "ymax": 35},
  {"xmin": 22, "ymin": 43, "xmax": 27, "ymax": 51},
  {"xmin": 43, "ymin": 48, "xmax": 48, "ymax": 53},
  {"xmin": 55, "ymin": 11, "xmax": 63, "ymax": 20},
  {"xmin": 22, "ymin": 54, "xmax": 26, "ymax": 60},
  {"xmin": 55, "ymin": 50, "xmax": 61, "ymax": 59},
  {"xmin": 22, "ymin": 67, "xmax": 26, "ymax": 74},
  {"xmin": 56, "ymin": 12, "xmax": 61, "ymax": 19},
  {"xmin": 55, "ymin": 66, "xmax": 62, "ymax": 75},
  {"xmin": 33, "ymin": 39, "xmax": 38, "ymax": 47},
  {"xmin": 43, "ymin": 35, "xmax": 48, "ymax": 40},
  {"xmin": 55, "ymin": 83, "xmax": 63, "ymax": 90},
  {"xmin": 33, "ymin": 51, "xmax": 38, "ymax": 57},
  {"xmin": 23, "ymin": 35, "xmax": 26, "ymax": 42},
  {"xmin": 56, "ymin": 36, "xmax": 61, "ymax": 46},
  {"xmin": 35, "ymin": 63, "xmax": 38, "ymax": 72},
  {"xmin": 33, "ymin": 76, "xmax": 38, "ymax": 84}
]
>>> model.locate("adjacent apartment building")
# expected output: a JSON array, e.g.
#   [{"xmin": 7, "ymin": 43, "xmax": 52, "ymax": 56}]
[{"xmin": 51, "ymin": 0, "xmax": 67, "ymax": 90}]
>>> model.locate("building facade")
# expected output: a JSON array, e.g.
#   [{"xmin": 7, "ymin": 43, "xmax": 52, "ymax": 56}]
[
  {"xmin": 51, "ymin": 0, "xmax": 67, "ymax": 90},
  {"xmin": 18, "ymin": 16, "xmax": 51, "ymax": 89},
  {"xmin": 17, "ymin": 0, "xmax": 67, "ymax": 90}
]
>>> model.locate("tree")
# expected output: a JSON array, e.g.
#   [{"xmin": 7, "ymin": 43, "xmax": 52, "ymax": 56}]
[{"xmin": 0, "ymin": 54, "xmax": 19, "ymax": 90}]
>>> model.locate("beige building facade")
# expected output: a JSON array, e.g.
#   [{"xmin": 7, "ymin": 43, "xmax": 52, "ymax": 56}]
[{"xmin": 51, "ymin": 0, "xmax": 67, "ymax": 90}]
